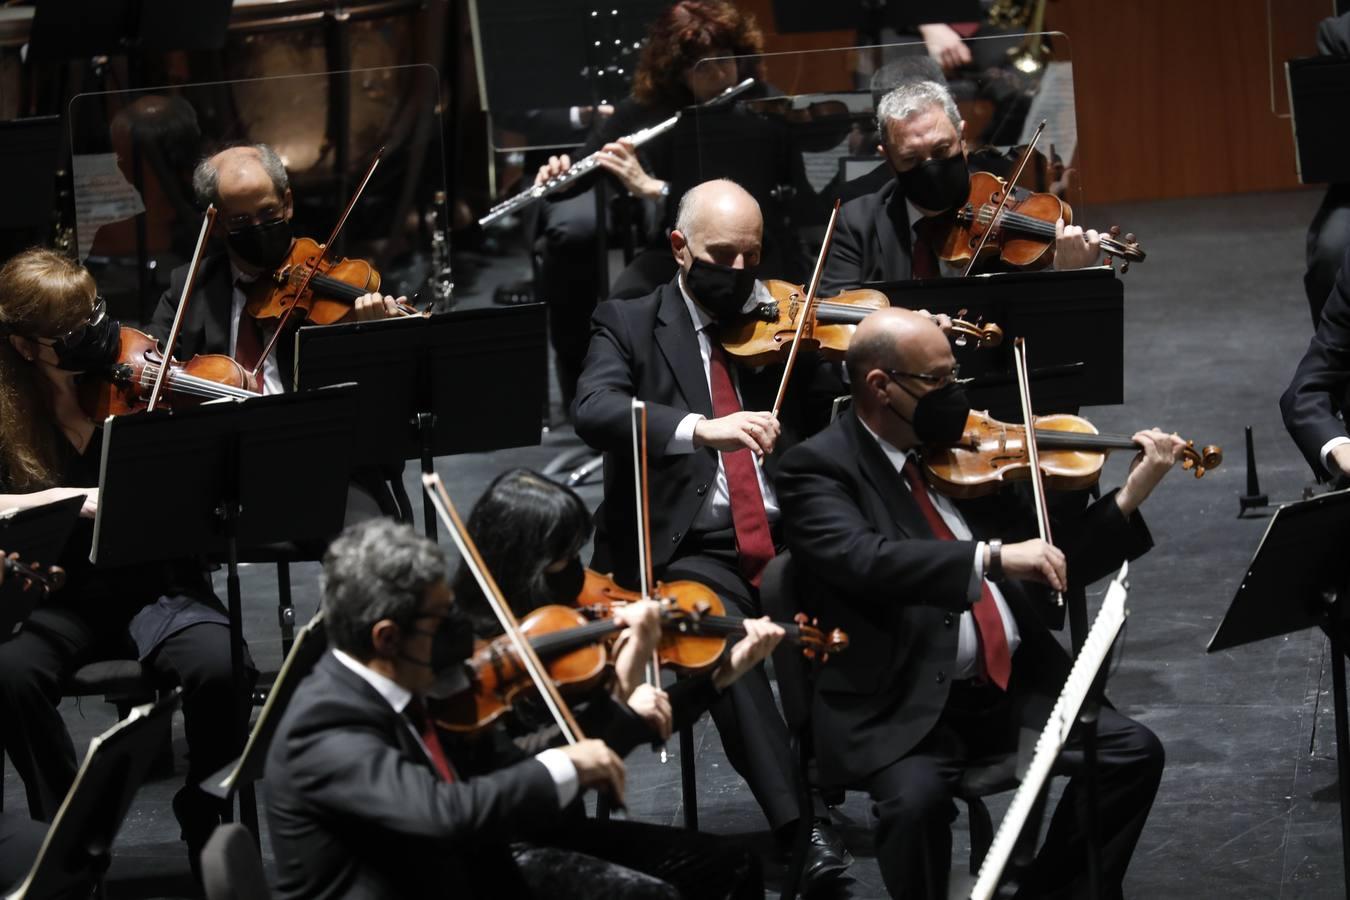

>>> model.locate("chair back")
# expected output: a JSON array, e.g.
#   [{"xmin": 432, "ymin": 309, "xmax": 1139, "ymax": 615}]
[{"xmin": 201, "ymin": 824, "xmax": 271, "ymax": 900}]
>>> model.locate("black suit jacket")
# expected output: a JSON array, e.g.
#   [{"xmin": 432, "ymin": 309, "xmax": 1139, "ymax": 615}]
[
  {"xmin": 147, "ymin": 252, "xmax": 298, "ymax": 383},
  {"xmin": 819, "ymin": 178, "xmax": 915, "ymax": 296},
  {"xmin": 573, "ymin": 277, "xmax": 839, "ymax": 587},
  {"xmin": 775, "ymin": 412, "xmax": 1152, "ymax": 786},
  {"xmin": 265, "ymin": 653, "xmax": 563, "ymax": 900},
  {"xmin": 1282, "ymin": 245, "xmax": 1350, "ymax": 479}
]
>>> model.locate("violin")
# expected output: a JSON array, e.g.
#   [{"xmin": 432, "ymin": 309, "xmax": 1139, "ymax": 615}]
[
  {"xmin": 575, "ymin": 569, "xmax": 848, "ymax": 672},
  {"xmin": 2, "ymin": 553, "xmax": 66, "ymax": 595},
  {"xmin": 719, "ymin": 280, "xmax": 1003, "ymax": 366},
  {"xmin": 78, "ymin": 326, "xmax": 258, "ymax": 419},
  {"xmin": 432, "ymin": 603, "xmax": 621, "ymax": 734},
  {"xmin": 929, "ymin": 169, "xmax": 1145, "ymax": 273},
  {"xmin": 921, "ymin": 408, "xmax": 1224, "ymax": 500},
  {"xmin": 243, "ymin": 235, "xmax": 412, "ymax": 326}
]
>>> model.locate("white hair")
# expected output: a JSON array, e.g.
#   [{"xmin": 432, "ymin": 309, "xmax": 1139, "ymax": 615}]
[{"xmin": 875, "ymin": 80, "xmax": 961, "ymax": 137}]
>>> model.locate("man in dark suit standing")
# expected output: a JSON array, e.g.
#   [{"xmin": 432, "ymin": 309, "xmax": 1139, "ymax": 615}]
[
  {"xmin": 1283, "ymin": 246, "xmax": 1350, "ymax": 479},
  {"xmin": 776, "ymin": 308, "xmax": 1185, "ymax": 898},
  {"xmin": 819, "ymin": 79, "xmax": 1103, "ymax": 295},
  {"xmin": 573, "ymin": 178, "xmax": 850, "ymax": 884},
  {"xmin": 266, "ymin": 518, "xmax": 760, "ymax": 900}
]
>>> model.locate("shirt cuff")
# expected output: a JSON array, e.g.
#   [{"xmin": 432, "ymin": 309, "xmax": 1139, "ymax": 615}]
[
  {"xmin": 536, "ymin": 748, "xmax": 579, "ymax": 808},
  {"xmin": 1321, "ymin": 436, "xmax": 1350, "ymax": 473},
  {"xmin": 967, "ymin": 542, "xmax": 986, "ymax": 605},
  {"xmin": 664, "ymin": 413, "xmax": 704, "ymax": 455}
]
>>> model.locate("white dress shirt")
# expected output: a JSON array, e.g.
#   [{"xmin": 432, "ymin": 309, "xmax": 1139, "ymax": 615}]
[
  {"xmin": 857, "ymin": 419, "xmax": 1021, "ymax": 679},
  {"xmin": 228, "ymin": 263, "xmax": 285, "ymax": 396},
  {"xmin": 663, "ymin": 276, "xmax": 781, "ymax": 532},
  {"xmin": 331, "ymin": 649, "xmax": 579, "ymax": 806},
  {"xmin": 1321, "ymin": 436, "xmax": 1350, "ymax": 475}
]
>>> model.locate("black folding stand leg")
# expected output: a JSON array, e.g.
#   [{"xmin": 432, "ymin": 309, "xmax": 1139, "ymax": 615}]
[
  {"xmin": 1326, "ymin": 615, "xmax": 1350, "ymax": 898},
  {"xmin": 1078, "ymin": 699, "xmax": 1102, "ymax": 900},
  {"xmin": 679, "ymin": 723, "xmax": 698, "ymax": 831},
  {"xmin": 416, "ymin": 412, "xmax": 437, "ymax": 541},
  {"xmin": 221, "ymin": 500, "xmax": 260, "ymax": 849}
]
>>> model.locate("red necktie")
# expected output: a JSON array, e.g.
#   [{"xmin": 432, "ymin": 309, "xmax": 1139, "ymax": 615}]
[
  {"xmin": 911, "ymin": 222, "xmax": 940, "ymax": 280},
  {"xmin": 406, "ymin": 698, "xmax": 456, "ymax": 782},
  {"xmin": 950, "ymin": 22, "xmax": 980, "ymax": 38},
  {"xmin": 706, "ymin": 341, "xmax": 776, "ymax": 587},
  {"xmin": 901, "ymin": 460, "xmax": 1011, "ymax": 690}
]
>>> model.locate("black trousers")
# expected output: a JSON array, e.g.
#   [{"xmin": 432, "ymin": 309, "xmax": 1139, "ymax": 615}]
[
  {"xmin": 0, "ymin": 812, "xmax": 45, "ymax": 893},
  {"xmin": 537, "ymin": 191, "xmax": 603, "ymax": 412},
  {"xmin": 515, "ymin": 815, "xmax": 762, "ymax": 900},
  {"xmin": 864, "ymin": 677, "xmax": 1163, "ymax": 900},
  {"xmin": 662, "ymin": 534, "xmax": 803, "ymax": 832},
  {"xmin": 0, "ymin": 608, "xmax": 251, "ymax": 820}
]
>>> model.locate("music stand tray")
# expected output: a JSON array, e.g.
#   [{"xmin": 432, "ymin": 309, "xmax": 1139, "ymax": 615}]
[
  {"xmin": 0, "ymin": 497, "xmax": 84, "ymax": 640},
  {"xmin": 1208, "ymin": 487, "xmax": 1350, "ymax": 896},
  {"xmin": 202, "ymin": 612, "xmax": 328, "ymax": 801},
  {"xmin": 867, "ymin": 267, "xmax": 1124, "ymax": 415},
  {"xmin": 5, "ymin": 690, "xmax": 181, "ymax": 900}
]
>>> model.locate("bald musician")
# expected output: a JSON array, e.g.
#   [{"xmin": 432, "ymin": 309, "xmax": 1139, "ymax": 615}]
[
  {"xmin": 775, "ymin": 308, "xmax": 1185, "ymax": 898},
  {"xmin": 573, "ymin": 178, "xmax": 850, "ymax": 887}
]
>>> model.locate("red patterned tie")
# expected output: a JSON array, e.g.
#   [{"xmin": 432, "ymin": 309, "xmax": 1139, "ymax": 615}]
[
  {"xmin": 901, "ymin": 460, "xmax": 1011, "ymax": 689},
  {"xmin": 911, "ymin": 221, "xmax": 940, "ymax": 280},
  {"xmin": 406, "ymin": 698, "xmax": 456, "ymax": 782},
  {"xmin": 706, "ymin": 341, "xmax": 776, "ymax": 587}
]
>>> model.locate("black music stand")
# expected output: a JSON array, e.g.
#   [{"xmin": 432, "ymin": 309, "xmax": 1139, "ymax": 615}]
[
  {"xmin": 294, "ymin": 306, "xmax": 547, "ymax": 540},
  {"xmin": 202, "ymin": 612, "xmax": 327, "ymax": 803},
  {"xmin": 0, "ymin": 497, "xmax": 84, "ymax": 641},
  {"xmin": 90, "ymin": 386, "xmax": 357, "ymax": 837},
  {"xmin": 1209, "ymin": 487, "xmax": 1350, "ymax": 897},
  {"xmin": 1286, "ymin": 56, "xmax": 1350, "ymax": 185},
  {"xmin": 4, "ymin": 690, "xmax": 180, "ymax": 900},
  {"xmin": 0, "ymin": 117, "xmax": 61, "ymax": 262},
  {"xmin": 869, "ymin": 267, "xmax": 1124, "ymax": 416}
]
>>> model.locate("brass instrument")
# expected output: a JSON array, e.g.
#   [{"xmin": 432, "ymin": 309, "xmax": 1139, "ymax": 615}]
[{"xmin": 985, "ymin": 0, "xmax": 1052, "ymax": 75}]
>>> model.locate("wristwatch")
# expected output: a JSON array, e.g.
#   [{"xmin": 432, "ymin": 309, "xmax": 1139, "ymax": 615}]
[{"xmin": 986, "ymin": 539, "xmax": 1004, "ymax": 582}]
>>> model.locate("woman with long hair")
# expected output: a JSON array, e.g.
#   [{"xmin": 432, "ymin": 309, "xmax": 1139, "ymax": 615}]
[{"xmin": 0, "ymin": 247, "xmax": 252, "ymax": 876}]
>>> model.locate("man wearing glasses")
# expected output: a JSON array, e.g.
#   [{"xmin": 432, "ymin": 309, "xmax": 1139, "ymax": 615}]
[{"xmin": 775, "ymin": 308, "xmax": 1184, "ymax": 899}]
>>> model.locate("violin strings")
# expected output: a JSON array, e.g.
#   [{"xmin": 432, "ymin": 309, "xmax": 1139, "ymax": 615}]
[{"xmin": 136, "ymin": 363, "xmax": 256, "ymax": 400}]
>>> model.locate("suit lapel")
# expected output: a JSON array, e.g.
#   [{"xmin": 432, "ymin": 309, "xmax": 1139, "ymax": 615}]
[
  {"xmin": 877, "ymin": 181, "xmax": 913, "ymax": 281},
  {"xmin": 654, "ymin": 280, "xmax": 714, "ymax": 418},
  {"xmin": 319, "ymin": 653, "xmax": 426, "ymax": 759},
  {"xmin": 203, "ymin": 255, "xmax": 234, "ymax": 357},
  {"xmin": 847, "ymin": 413, "xmax": 933, "ymax": 538}
]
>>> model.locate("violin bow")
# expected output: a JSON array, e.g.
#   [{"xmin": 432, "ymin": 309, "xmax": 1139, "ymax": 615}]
[
  {"xmin": 147, "ymin": 205, "xmax": 218, "ymax": 412},
  {"xmin": 630, "ymin": 399, "xmax": 668, "ymax": 763},
  {"xmin": 1012, "ymin": 337, "xmax": 1063, "ymax": 608},
  {"xmin": 422, "ymin": 472, "xmax": 587, "ymax": 745},
  {"xmin": 961, "ymin": 120, "xmax": 1045, "ymax": 278},
  {"xmin": 251, "ymin": 146, "xmax": 385, "ymax": 381},
  {"xmin": 771, "ymin": 199, "xmax": 841, "ymax": 419}
]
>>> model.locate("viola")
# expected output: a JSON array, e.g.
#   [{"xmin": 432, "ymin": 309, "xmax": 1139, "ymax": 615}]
[
  {"xmin": 928, "ymin": 169, "xmax": 1145, "ymax": 273},
  {"xmin": 431, "ymin": 603, "xmax": 623, "ymax": 734},
  {"xmin": 78, "ymin": 326, "xmax": 258, "ymax": 419},
  {"xmin": 244, "ymin": 235, "xmax": 409, "ymax": 326},
  {"xmin": 719, "ymin": 279, "xmax": 1003, "ymax": 366},
  {"xmin": 920, "ymin": 409, "xmax": 1224, "ymax": 500},
  {"xmin": 575, "ymin": 569, "xmax": 848, "ymax": 673}
]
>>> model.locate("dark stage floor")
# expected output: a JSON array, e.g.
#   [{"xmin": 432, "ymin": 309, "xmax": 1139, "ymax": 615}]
[{"xmin": 4, "ymin": 187, "xmax": 1342, "ymax": 898}]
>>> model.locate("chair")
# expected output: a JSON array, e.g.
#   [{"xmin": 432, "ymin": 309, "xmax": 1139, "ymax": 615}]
[
  {"xmin": 201, "ymin": 823, "xmax": 272, "ymax": 900},
  {"xmin": 760, "ymin": 552, "xmax": 1064, "ymax": 899}
]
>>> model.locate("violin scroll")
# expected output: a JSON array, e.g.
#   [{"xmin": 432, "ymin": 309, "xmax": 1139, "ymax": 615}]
[
  {"xmin": 1179, "ymin": 441, "xmax": 1224, "ymax": 478},
  {"xmin": 1101, "ymin": 225, "xmax": 1146, "ymax": 272},
  {"xmin": 949, "ymin": 309, "xmax": 1004, "ymax": 349},
  {"xmin": 793, "ymin": 612, "xmax": 850, "ymax": 662}
]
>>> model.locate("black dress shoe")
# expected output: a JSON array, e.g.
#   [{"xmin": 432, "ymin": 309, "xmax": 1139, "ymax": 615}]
[
  {"xmin": 801, "ymin": 819, "xmax": 853, "ymax": 892},
  {"xmin": 173, "ymin": 785, "xmax": 224, "ymax": 882}
]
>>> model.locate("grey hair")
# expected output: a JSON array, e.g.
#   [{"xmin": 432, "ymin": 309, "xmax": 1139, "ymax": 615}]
[
  {"xmin": 875, "ymin": 80, "xmax": 961, "ymax": 138},
  {"xmin": 191, "ymin": 143, "xmax": 290, "ymax": 211},
  {"xmin": 320, "ymin": 518, "xmax": 449, "ymax": 659}
]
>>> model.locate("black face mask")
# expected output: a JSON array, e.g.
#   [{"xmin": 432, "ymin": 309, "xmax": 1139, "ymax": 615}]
[
  {"xmin": 886, "ymin": 377, "xmax": 971, "ymax": 445},
  {"xmin": 399, "ymin": 608, "xmax": 477, "ymax": 675},
  {"xmin": 45, "ymin": 297, "xmax": 121, "ymax": 372},
  {"xmin": 685, "ymin": 257, "xmax": 759, "ymax": 320},
  {"xmin": 894, "ymin": 150, "xmax": 970, "ymax": 213},
  {"xmin": 542, "ymin": 556, "xmax": 586, "ymax": 605},
  {"xmin": 226, "ymin": 217, "xmax": 294, "ymax": 270}
]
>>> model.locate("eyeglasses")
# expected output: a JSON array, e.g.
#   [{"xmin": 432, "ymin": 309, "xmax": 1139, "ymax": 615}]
[
  {"xmin": 886, "ymin": 364, "xmax": 960, "ymax": 388},
  {"xmin": 33, "ymin": 295, "xmax": 107, "ymax": 352}
]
